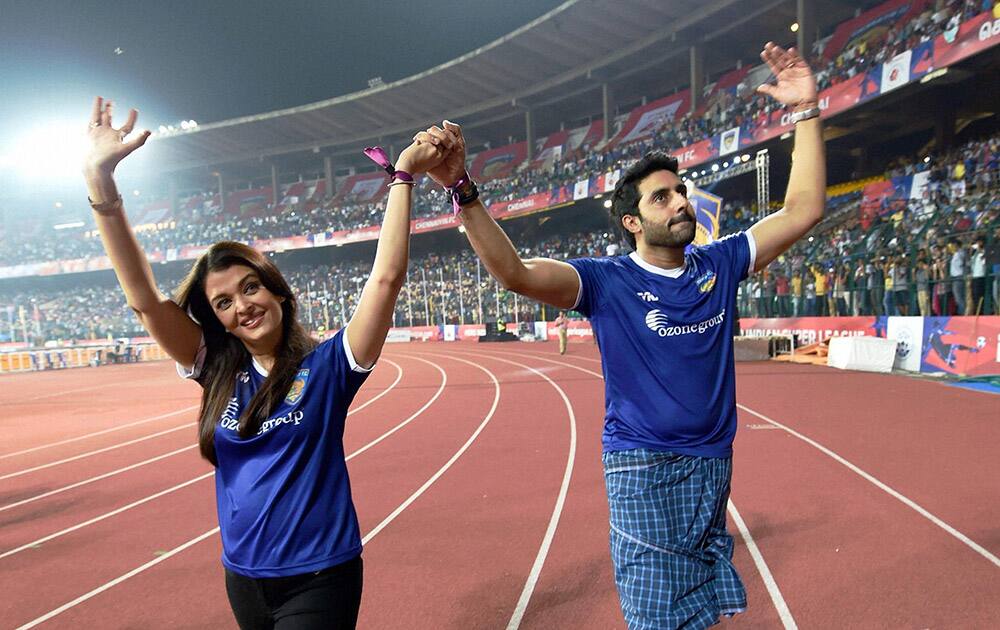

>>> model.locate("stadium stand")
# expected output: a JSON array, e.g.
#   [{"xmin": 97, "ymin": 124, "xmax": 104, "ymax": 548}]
[{"xmin": 1, "ymin": 0, "xmax": 997, "ymax": 359}]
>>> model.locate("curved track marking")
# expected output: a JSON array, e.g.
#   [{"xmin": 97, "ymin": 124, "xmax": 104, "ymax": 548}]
[
  {"xmin": 2, "ymin": 356, "xmax": 402, "ymax": 464},
  {"xmin": 12, "ymin": 356, "xmax": 448, "ymax": 628},
  {"xmin": 0, "ymin": 405, "xmax": 199, "ymax": 462},
  {"xmin": 15, "ymin": 528, "xmax": 222, "ymax": 630},
  {"xmin": 437, "ymin": 353, "xmax": 579, "ymax": 630},
  {"xmin": 492, "ymin": 350, "xmax": 795, "ymax": 628},
  {"xmin": 0, "ymin": 445, "xmax": 198, "ymax": 514},
  {"xmin": 0, "ymin": 360, "xmax": 405, "ymax": 556},
  {"xmin": 736, "ymin": 402, "xmax": 1000, "ymax": 569},
  {"xmin": 346, "ymin": 356, "xmax": 447, "ymax": 461},
  {"xmin": 1, "ymin": 358, "xmax": 401, "ymax": 464},
  {"xmin": 361, "ymin": 352, "xmax": 501, "ymax": 543},
  {"xmin": 0, "ymin": 423, "xmax": 194, "ymax": 480},
  {"xmin": 21, "ymin": 381, "xmax": 130, "ymax": 402},
  {"xmin": 0, "ymin": 472, "xmax": 215, "ymax": 560},
  {"xmin": 346, "ymin": 358, "xmax": 405, "ymax": 417}
]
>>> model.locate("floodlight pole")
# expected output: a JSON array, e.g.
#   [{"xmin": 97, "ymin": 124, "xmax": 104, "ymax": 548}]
[{"xmin": 756, "ymin": 149, "xmax": 770, "ymax": 220}]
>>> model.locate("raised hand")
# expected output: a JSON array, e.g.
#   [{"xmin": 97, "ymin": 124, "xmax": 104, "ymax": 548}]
[
  {"xmin": 84, "ymin": 97, "xmax": 152, "ymax": 175},
  {"xmin": 414, "ymin": 120, "xmax": 466, "ymax": 187},
  {"xmin": 756, "ymin": 42, "xmax": 818, "ymax": 108}
]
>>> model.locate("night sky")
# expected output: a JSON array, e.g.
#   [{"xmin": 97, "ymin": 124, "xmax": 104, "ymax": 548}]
[{"xmin": 0, "ymin": 0, "xmax": 565, "ymax": 143}]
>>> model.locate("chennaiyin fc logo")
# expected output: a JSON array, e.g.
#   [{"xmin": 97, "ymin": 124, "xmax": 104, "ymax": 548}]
[
  {"xmin": 285, "ymin": 369, "xmax": 310, "ymax": 404},
  {"xmin": 645, "ymin": 309, "xmax": 670, "ymax": 334},
  {"xmin": 696, "ymin": 271, "xmax": 717, "ymax": 293}
]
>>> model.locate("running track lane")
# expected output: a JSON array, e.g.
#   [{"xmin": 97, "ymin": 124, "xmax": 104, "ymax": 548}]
[
  {"xmin": 0, "ymin": 358, "xmax": 406, "ymax": 626},
  {"xmin": 8, "ymin": 346, "xmax": 995, "ymax": 627},
  {"xmin": 479, "ymin": 346, "xmax": 789, "ymax": 629},
  {"xmin": 13, "ymin": 351, "xmax": 576, "ymax": 628},
  {"xmin": 513, "ymin": 347, "xmax": 1000, "ymax": 626},
  {"xmin": 0, "ymin": 358, "xmax": 397, "ymax": 553},
  {"xmin": 4, "ymin": 356, "xmax": 492, "ymax": 625},
  {"xmin": 1, "ymin": 363, "xmax": 201, "ymax": 454},
  {"xmin": 734, "ymin": 362, "xmax": 1000, "ymax": 558},
  {"xmin": 345, "ymin": 351, "xmax": 576, "ymax": 628}
]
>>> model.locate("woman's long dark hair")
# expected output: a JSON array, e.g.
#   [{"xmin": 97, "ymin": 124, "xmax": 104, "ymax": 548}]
[{"xmin": 174, "ymin": 241, "xmax": 317, "ymax": 465}]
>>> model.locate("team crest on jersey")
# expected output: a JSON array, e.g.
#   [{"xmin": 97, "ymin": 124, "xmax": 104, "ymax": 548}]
[
  {"xmin": 696, "ymin": 271, "xmax": 717, "ymax": 293},
  {"xmin": 285, "ymin": 369, "xmax": 310, "ymax": 404}
]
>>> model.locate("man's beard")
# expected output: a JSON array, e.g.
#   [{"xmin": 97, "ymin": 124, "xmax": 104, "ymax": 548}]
[{"xmin": 641, "ymin": 213, "xmax": 696, "ymax": 248}]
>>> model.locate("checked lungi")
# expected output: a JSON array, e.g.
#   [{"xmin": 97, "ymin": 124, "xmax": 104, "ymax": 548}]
[{"xmin": 603, "ymin": 448, "xmax": 746, "ymax": 630}]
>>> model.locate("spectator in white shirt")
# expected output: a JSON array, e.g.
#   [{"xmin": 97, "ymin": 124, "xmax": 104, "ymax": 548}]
[{"xmin": 949, "ymin": 239, "xmax": 967, "ymax": 314}]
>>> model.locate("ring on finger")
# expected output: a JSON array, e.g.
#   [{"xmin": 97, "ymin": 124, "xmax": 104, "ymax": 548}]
[{"xmin": 90, "ymin": 122, "xmax": 101, "ymax": 129}]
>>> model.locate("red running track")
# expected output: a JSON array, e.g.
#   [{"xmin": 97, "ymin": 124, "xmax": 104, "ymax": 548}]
[{"xmin": 0, "ymin": 343, "xmax": 997, "ymax": 629}]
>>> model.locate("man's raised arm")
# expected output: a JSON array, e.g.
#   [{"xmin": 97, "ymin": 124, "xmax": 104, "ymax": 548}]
[
  {"xmin": 748, "ymin": 42, "xmax": 827, "ymax": 272},
  {"xmin": 416, "ymin": 122, "xmax": 581, "ymax": 309}
]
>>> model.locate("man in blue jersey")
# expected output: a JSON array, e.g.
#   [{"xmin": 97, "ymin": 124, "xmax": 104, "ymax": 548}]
[{"xmin": 416, "ymin": 42, "xmax": 825, "ymax": 629}]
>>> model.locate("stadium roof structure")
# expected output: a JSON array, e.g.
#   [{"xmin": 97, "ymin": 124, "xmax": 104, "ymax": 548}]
[{"xmin": 145, "ymin": 0, "xmax": 874, "ymax": 175}]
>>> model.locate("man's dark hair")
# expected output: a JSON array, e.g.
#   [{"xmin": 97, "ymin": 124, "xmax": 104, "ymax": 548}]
[{"xmin": 609, "ymin": 151, "xmax": 680, "ymax": 250}]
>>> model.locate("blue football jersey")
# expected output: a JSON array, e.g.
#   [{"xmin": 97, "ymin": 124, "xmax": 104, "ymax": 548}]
[
  {"xmin": 568, "ymin": 232, "xmax": 756, "ymax": 458},
  {"xmin": 180, "ymin": 329, "xmax": 372, "ymax": 577}
]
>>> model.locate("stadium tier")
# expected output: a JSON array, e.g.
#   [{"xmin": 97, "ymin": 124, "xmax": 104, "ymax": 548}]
[
  {"xmin": 1, "ymin": 0, "xmax": 998, "ymax": 355},
  {"xmin": 1, "ymin": 0, "xmax": 997, "ymax": 271}
]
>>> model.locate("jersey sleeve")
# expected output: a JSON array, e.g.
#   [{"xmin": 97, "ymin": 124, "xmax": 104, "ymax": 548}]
[
  {"xmin": 566, "ymin": 257, "xmax": 603, "ymax": 318},
  {"xmin": 701, "ymin": 231, "xmax": 756, "ymax": 282},
  {"xmin": 176, "ymin": 335, "xmax": 207, "ymax": 382},
  {"xmin": 314, "ymin": 329, "xmax": 373, "ymax": 398}
]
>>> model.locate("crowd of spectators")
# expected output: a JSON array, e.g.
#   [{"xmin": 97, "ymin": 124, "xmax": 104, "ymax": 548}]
[
  {"xmin": 2, "ymin": 0, "xmax": 997, "ymax": 346},
  {"xmin": 739, "ymin": 133, "xmax": 1000, "ymax": 318},
  {"xmin": 0, "ymin": 228, "xmax": 615, "ymax": 345},
  {"xmin": 4, "ymin": 129, "xmax": 996, "ymax": 346},
  {"xmin": 1, "ymin": 0, "xmax": 989, "ymax": 269}
]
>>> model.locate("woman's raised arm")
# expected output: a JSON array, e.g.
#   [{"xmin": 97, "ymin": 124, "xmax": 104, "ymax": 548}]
[{"xmin": 83, "ymin": 97, "xmax": 202, "ymax": 368}]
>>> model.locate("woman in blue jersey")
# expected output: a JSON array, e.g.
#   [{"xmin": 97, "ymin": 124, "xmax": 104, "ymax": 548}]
[{"xmin": 82, "ymin": 97, "xmax": 450, "ymax": 629}]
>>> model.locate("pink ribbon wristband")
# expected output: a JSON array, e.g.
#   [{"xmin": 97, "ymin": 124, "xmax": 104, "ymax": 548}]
[{"xmin": 363, "ymin": 146, "xmax": 411, "ymax": 180}]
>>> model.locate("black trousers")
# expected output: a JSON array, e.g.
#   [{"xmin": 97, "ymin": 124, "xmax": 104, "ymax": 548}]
[{"xmin": 225, "ymin": 555, "xmax": 363, "ymax": 630}]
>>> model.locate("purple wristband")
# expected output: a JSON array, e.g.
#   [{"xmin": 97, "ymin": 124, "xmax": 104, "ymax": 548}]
[
  {"xmin": 363, "ymin": 146, "xmax": 410, "ymax": 183},
  {"xmin": 446, "ymin": 174, "xmax": 467, "ymax": 215}
]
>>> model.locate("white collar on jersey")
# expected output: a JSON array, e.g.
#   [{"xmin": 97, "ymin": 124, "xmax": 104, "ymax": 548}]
[
  {"xmin": 629, "ymin": 251, "xmax": 686, "ymax": 278},
  {"xmin": 251, "ymin": 356, "xmax": 269, "ymax": 377}
]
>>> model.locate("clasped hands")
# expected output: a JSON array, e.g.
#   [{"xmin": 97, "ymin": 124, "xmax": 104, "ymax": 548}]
[{"xmin": 396, "ymin": 121, "xmax": 467, "ymax": 188}]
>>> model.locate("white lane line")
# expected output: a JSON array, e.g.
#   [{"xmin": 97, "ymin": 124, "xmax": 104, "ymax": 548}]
[
  {"xmin": 727, "ymin": 500, "xmax": 797, "ymax": 629},
  {"xmin": 349, "ymin": 358, "xmax": 403, "ymax": 416},
  {"xmin": 346, "ymin": 356, "xmax": 447, "ymax": 460},
  {"xmin": 11, "ymin": 356, "xmax": 440, "ymax": 627},
  {"xmin": 1, "ymin": 405, "xmax": 200, "ymax": 461},
  {"xmin": 15, "ymin": 527, "xmax": 221, "ymax": 630},
  {"xmin": 20, "ymin": 382, "xmax": 121, "ymax": 402},
  {"xmin": 4, "ymin": 364, "xmax": 168, "ymax": 405},
  {"xmin": 1, "ymin": 357, "xmax": 398, "ymax": 463},
  {"xmin": 0, "ymin": 445, "xmax": 198, "ymax": 513},
  {"xmin": 736, "ymin": 403, "xmax": 1000, "ymax": 569},
  {"xmin": 0, "ymin": 359, "xmax": 406, "ymax": 557},
  {"xmin": 362, "ymin": 353, "xmax": 501, "ymax": 543},
  {"xmin": 0, "ymin": 472, "xmax": 215, "ymax": 560},
  {"xmin": 18, "ymin": 379, "xmax": 162, "ymax": 405},
  {"xmin": 453, "ymin": 355, "xmax": 577, "ymax": 630},
  {"xmin": 0, "ymin": 423, "xmax": 194, "ymax": 481}
]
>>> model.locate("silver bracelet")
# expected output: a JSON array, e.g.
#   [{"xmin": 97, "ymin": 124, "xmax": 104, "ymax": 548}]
[{"xmin": 789, "ymin": 106, "xmax": 821, "ymax": 124}]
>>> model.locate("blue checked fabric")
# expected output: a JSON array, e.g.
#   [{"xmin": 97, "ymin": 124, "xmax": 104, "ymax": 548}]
[{"xmin": 603, "ymin": 449, "xmax": 746, "ymax": 629}]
